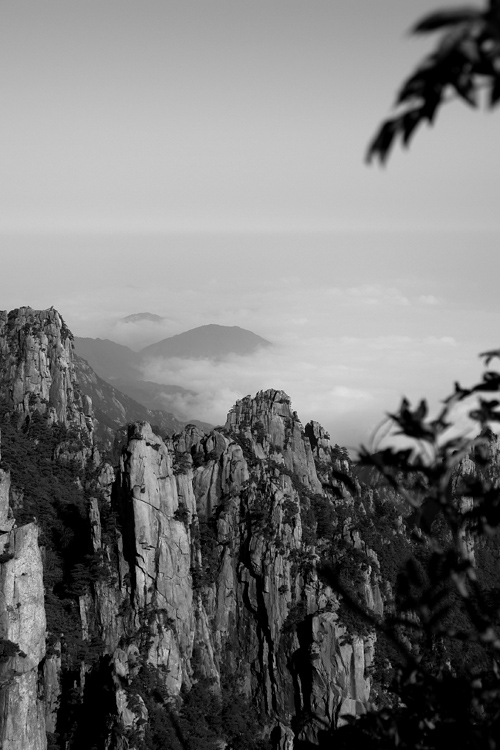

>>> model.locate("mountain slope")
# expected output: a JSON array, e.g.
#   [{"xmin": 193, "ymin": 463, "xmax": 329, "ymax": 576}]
[
  {"xmin": 73, "ymin": 337, "xmax": 196, "ymax": 405},
  {"xmin": 73, "ymin": 354, "xmax": 187, "ymax": 452},
  {"xmin": 74, "ymin": 337, "xmax": 140, "ymax": 381},
  {"xmin": 72, "ymin": 339, "xmax": 208, "ymax": 437},
  {"xmin": 139, "ymin": 323, "xmax": 271, "ymax": 360}
]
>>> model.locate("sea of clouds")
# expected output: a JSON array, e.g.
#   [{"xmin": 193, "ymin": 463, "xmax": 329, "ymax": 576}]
[
  {"xmin": 66, "ymin": 268, "xmax": 493, "ymax": 453},
  {"xmin": 134, "ymin": 333, "xmax": 479, "ymax": 452}
]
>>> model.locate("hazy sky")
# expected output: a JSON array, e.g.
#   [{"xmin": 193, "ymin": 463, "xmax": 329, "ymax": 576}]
[{"xmin": 1, "ymin": 1, "xmax": 499, "ymax": 447}]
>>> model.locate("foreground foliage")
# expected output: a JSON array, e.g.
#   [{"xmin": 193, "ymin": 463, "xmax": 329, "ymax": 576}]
[
  {"xmin": 367, "ymin": 0, "xmax": 500, "ymax": 163},
  {"xmin": 314, "ymin": 348, "xmax": 500, "ymax": 749}
]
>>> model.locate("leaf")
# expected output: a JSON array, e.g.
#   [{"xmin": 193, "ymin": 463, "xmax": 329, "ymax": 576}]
[
  {"xmin": 453, "ymin": 70, "xmax": 478, "ymax": 106},
  {"xmin": 389, "ymin": 397, "xmax": 436, "ymax": 441},
  {"xmin": 365, "ymin": 118, "xmax": 400, "ymax": 164},
  {"xmin": 447, "ymin": 380, "xmax": 472, "ymax": 402},
  {"xmin": 480, "ymin": 348, "xmax": 500, "ymax": 366},
  {"xmin": 415, "ymin": 399, "xmax": 428, "ymax": 422},
  {"xmin": 411, "ymin": 8, "xmax": 481, "ymax": 34},
  {"xmin": 397, "ymin": 68, "xmax": 431, "ymax": 105},
  {"xmin": 471, "ymin": 374, "xmax": 500, "ymax": 394},
  {"xmin": 358, "ymin": 447, "xmax": 413, "ymax": 472},
  {"xmin": 458, "ymin": 36, "xmax": 481, "ymax": 64},
  {"xmin": 401, "ymin": 108, "xmax": 424, "ymax": 146},
  {"xmin": 421, "ymin": 91, "xmax": 443, "ymax": 125}
]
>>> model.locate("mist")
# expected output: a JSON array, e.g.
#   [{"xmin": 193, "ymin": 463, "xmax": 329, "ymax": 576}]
[
  {"xmin": 138, "ymin": 332, "xmax": 483, "ymax": 452},
  {"xmin": 107, "ymin": 317, "xmax": 182, "ymax": 351}
]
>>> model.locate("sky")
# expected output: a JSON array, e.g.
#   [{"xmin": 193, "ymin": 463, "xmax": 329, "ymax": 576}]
[{"xmin": 1, "ymin": 1, "xmax": 500, "ymax": 449}]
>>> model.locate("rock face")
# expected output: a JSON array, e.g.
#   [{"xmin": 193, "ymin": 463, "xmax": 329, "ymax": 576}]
[
  {"xmin": 226, "ymin": 389, "xmax": 322, "ymax": 492},
  {"xmin": 117, "ymin": 422, "xmax": 194, "ymax": 692},
  {"xmin": 0, "ymin": 523, "xmax": 46, "ymax": 750},
  {"xmin": 81, "ymin": 387, "xmax": 379, "ymax": 747},
  {"xmin": 0, "ymin": 308, "xmax": 96, "ymax": 750},
  {"xmin": 0, "ymin": 308, "xmax": 93, "ymax": 438},
  {"xmin": 0, "ymin": 308, "xmax": 409, "ymax": 749},
  {"xmin": 0, "ymin": 432, "xmax": 46, "ymax": 750}
]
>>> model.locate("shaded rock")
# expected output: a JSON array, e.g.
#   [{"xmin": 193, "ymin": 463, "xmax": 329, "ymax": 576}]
[{"xmin": 0, "ymin": 523, "xmax": 46, "ymax": 750}]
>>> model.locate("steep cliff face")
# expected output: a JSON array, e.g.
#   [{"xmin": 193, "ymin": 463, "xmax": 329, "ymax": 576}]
[
  {"xmin": 74, "ymin": 386, "xmax": 381, "ymax": 748},
  {"xmin": 189, "ymin": 390, "xmax": 377, "ymax": 743},
  {"xmin": 0, "ymin": 308, "xmax": 97, "ymax": 750},
  {"xmin": 0, "ymin": 308, "xmax": 406, "ymax": 750},
  {"xmin": 0, "ymin": 308, "xmax": 93, "ymax": 438},
  {"xmin": 0, "ymin": 436, "xmax": 46, "ymax": 750}
]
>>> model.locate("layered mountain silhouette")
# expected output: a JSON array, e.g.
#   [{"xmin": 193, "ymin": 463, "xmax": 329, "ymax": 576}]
[
  {"xmin": 74, "ymin": 355, "xmax": 188, "ymax": 453},
  {"xmin": 73, "ymin": 337, "xmax": 141, "ymax": 381},
  {"xmin": 75, "ymin": 323, "xmax": 271, "ymax": 378},
  {"xmin": 73, "ymin": 321, "xmax": 271, "ymax": 430}
]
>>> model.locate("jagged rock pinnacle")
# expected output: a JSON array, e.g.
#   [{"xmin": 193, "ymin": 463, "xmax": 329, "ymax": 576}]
[{"xmin": 0, "ymin": 307, "xmax": 93, "ymax": 438}]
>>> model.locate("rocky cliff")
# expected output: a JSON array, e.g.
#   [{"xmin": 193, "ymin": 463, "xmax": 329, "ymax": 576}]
[
  {"xmin": 0, "ymin": 308, "xmax": 413, "ymax": 750},
  {"xmin": 0, "ymin": 308, "xmax": 92, "ymax": 436},
  {"xmin": 0, "ymin": 434, "xmax": 46, "ymax": 750}
]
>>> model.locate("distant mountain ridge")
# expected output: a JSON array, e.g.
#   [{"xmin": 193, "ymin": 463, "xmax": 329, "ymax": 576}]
[
  {"xmin": 74, "ymin": 322, "xmax": 271, "ymax": 431},
  {"xmin": 75, "ymin": 324, "xmax": 271, "ymax": 379}
]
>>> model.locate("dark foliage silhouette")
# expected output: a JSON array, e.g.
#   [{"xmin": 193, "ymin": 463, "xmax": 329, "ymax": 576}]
[
  {"xmin": 367, "ymin": 0, "xmax": 500, "ymax": 163},
  {"xmin": 307, "ymin": 350, "xmax": 500, "ymax": 749}
]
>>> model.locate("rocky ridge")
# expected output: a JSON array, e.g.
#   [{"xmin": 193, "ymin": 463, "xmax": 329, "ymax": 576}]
[{"xmin": 0, "ymin": 308, "xmax": 93, "ymax": 437}]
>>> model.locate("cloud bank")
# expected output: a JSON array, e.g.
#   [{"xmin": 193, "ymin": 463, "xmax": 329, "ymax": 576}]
[{"xmin": 139, "ymin": 333, "xmax": 478, "ymax": 452}]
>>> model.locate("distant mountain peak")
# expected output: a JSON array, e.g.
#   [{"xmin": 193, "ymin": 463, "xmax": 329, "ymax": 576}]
[
  {"xmin": 140, "ymin": 323, "xmax": 271, "ymax": 360},
  {"xmin": 120, "ymin": 312, "xmax": 164, "ymax": 323}
]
